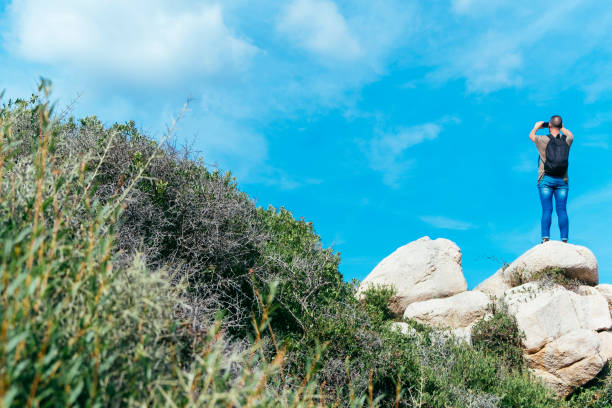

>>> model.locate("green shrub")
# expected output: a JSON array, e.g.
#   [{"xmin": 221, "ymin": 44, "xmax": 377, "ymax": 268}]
[
  {"xmin": 0, "ymin": 84, "xmax": 372, "ymax": 407},
  {"xmin": 512, "ymin": 266, "xmax": 586, "ymax": 290},
  {"xmin": 256, "ymin": 206, "xmax": 344, "ymax": 336},
  {"xmin": 472, "ymin": 302, "xmax": 525, "ymax": 370},
  {"xmin": 360, "ymin": 284, "xmax": 396, "ymax": 322}
]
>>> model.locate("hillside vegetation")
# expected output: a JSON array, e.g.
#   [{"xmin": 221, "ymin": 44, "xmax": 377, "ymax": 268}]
[{"xmin": 1, "ymin": 82, "xmax": 610, "ymax": 407}]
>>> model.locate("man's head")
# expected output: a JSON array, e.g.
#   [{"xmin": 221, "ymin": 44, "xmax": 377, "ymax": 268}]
[{"xmin": 549, "ymin": 115, "xmax": 563, "ymax": 129}]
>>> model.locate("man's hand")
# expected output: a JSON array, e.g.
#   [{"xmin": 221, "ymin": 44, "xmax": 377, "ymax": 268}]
[{"xmin": 529, "ymin": 122, "xmax": 544, "ymax": 142}]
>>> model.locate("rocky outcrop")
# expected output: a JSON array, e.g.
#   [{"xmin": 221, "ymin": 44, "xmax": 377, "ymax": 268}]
[
  {"xmin": 501, "ymin": 281, "xmax": 610, "ymax": 396},
  {"xmin": 474, "ymin": 267, "xmax": 510, "ymax": 299},
  {"xmin": 597, "ymin": 331, "xmax": 612, "ymax": 361},
  {"xmin": 501, "ymin": 241, "xmax": 598, "ymax": 286},
  {"xmin": 503, "ymin": 282, "xmax": 611, "ymax": 353},
  {"xmin": 476, "ymin": 242, "xmax": 598, "ymax": 299},
  {"xmin": 596, "ymin": 284, "xmax": 612, "ymax": 312},
  {"xmin": 403, "ymin": 290, "xmax": 490, "ymax": 329},
  {"xmin": 379, "ymin": 237, "xmax": 609, "ymax": 398},
  {"xmin": 358, "ymin": 237, "xmax": 467, "ymax": 314},
  {"xmin": 525, "ymin": 330, "xmax": 607, "ymax": 397}
]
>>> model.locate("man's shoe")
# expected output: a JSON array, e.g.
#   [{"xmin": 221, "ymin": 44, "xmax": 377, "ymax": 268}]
[{"xmin": 541, "ymin": 238, "xmax": 550, "ymax": 244}]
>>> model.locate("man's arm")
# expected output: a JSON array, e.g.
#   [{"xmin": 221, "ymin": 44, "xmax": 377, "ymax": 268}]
[
  {"xmin": 561, "ymin": 127, "xmax": 574, "ymax": 145},
  {"xmin": 529, "ymin": 121, "xmax": 544, "ymax": 142}
]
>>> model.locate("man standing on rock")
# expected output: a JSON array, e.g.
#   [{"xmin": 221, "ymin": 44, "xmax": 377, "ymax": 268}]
[{"xmin": 529, "ymin": 115, "xmax": 574, "ymax": 244}]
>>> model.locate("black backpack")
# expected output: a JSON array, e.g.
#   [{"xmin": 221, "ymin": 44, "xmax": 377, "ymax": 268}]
[{"xmin": 543, "ymin": 134, "xmax": 570, "ymax": 177}]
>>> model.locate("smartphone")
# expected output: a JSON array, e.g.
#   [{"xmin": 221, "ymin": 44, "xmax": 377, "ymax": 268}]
[{"xmin": 540, "ymin": 122, "xmax": 549, "ymax": 129}]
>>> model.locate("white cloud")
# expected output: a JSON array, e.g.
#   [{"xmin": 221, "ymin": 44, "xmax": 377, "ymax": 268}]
[
  {"xmin": 429, "ymin": 30, "xmax": 524, "ymax": 93},
  {"xmin": 277, "ymin": 0, "xmax": 362, "ymax": 61},
  {"xmin": 428, "ymin": 0, "xmax": 587, "ymax": 94},
  {"xmin": 4, "ymin": 0, "xmax": 258, "ymax": 83},
  {"xmin": 451, "ymin": 0, "xmax": 478, "ymax": 13},
  {"xmin": 188, "ymin": 115, "xmax": 268, "ymax": 180},
  {"xmin": 420, "ymin": 215, "xmax": 476, "ymax": 231},
  {"xmin": 366, "ymin": 122, "xmax": 441, "ymax": 187},
  {"xmin": 450, "ymin": 0, "xmax": 513, "ymax": 15}
]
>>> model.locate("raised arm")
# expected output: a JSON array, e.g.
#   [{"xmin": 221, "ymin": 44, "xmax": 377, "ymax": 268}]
[
  {"xmin": 530, "ymin": 121, "xmax": 544, "ymax": 142},
  {"xmin": 561, "ymin": 127, "xmax": 574, "ymax": 145}
]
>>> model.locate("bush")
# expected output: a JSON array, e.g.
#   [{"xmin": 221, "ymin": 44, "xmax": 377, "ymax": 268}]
[
  {"xmin": 472, "ymin": 302, "xmax": 525, "ymax": 370},
  {"xmin": 5, "ymin": 91, "xmax": 346, "ymax": 339},
  {"xmin": 0, "ymin": 85, "xmax": 371, "ymax": 407},
  {"xmin": 512, "ymin": 266, "xmax": 586, "ymax": 290},
  {"xmin": 360, "ymin": 284, "xmax": 396, "ymax": 322},
  {"xmin": 255, "ymin": 206, "xmax": 344, "ymax": 335}
]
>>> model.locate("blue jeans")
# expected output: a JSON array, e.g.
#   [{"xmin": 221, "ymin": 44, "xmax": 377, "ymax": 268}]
[{"xmin": 538, "ymin": 175, "xmax": 569, "ymax": 240}]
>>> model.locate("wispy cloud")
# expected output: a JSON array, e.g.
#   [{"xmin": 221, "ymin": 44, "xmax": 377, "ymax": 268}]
[
  {"xmin": 277, "ymin": 0, "xmax": 362, "ymax": 61},
  {"xmin": 366, "ymin": 122, "xmax": 441, "ymax": 187},
  {"xmin": 426, "ymin": 0, "xmax": 596, "ymax": 94},
  {"xmin": 420, "ymin": 215, "xmax": 477, "ymax": 231},
  {"xmin": 188, "ymin": 115, "xmax": 268, "ymax": 179}
]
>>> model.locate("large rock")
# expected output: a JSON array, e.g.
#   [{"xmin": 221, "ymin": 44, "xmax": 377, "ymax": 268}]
[
  {"xmin": 403, "ymin": 290, "xmax": 490, "ymax": 329},
  {"xmin": 474, "ymin": 267, "xmax": 510, "ymax": 299},
  {"xmin": 358, "ymin": 237, "xmax": 467, "ymax": 313},
  {"xmin": 501, "ymin": 241, "xmax": 598, "ymax": 286},
  {"xmin": 576, "ymin": 285, "xmax": 600, "ymax": 296},
  {"xmin": 504, "ymin": 283, "xmax": 581, "ymax": 353},
  {"xmin": 525, "ymin": 329, "xmax": 607, "ymax": 397},
  {"xmin": 597, "ymin": 331, "xmax": 612, "ymax": 361},
  {"xmin": 504, "ymin": 282, "xmax": 612, "ymax": 353},
  {"xmin": 596, "ymin": 284, "xmax": 612, "ymax": 312},
  {"xmin": 504, "ymin": 282, "xmax": 611, "ymax": 396},
  {"xmin": 570, "ymin": 291, "xmax": 612, "ymax": 332}
]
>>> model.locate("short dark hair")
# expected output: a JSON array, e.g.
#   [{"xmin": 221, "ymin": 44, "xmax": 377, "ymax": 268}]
[{"xmin": 550, "ymin": 115, "xmax": 563, "ymax": 128}]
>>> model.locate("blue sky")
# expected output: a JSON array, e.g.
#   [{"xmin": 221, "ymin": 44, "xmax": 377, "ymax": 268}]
[{"xmin": 2, "ymin": 0, "xmax": 612, "ymax": 287}]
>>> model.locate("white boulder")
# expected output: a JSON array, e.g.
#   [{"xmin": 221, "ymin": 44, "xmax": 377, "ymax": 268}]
[
  {"xmin": 504, "ymin": 283, "xmax": 581, "ymax": 353},
  {"xmin": 403, "ymin": 290, "xmax": 490, "ymax": 329},
  {"xmin": 358, "ymin": 237, "xmax": 467, "ymax": 313},
  {"xmin": 501, "ymin": 241, "xmax": 598, "ymax": 286},
  {"xmin": 569, "ymin": 291, "xmax": 612, "ymax": 332},
  {"xmin": 597, "ymin": 331, "xmax": 612, "ymax": 361},
  {"xmin": 526, "ymin": 329, "xmax": 607, "ymax": 397},
  {"xmin": 474, "ymin": 267, "xmax": 511, "ymax": 299},
  {"xmin": 504, "ymin": 282, "xmax": 611, "ymax": 353},
  {"xmin": 596, "ymin": 284, "xmax": 612, "ymax": 312}
]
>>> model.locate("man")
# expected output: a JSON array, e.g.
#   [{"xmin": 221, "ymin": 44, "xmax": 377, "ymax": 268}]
[{"xmin": 529, "ymin": 115, "xmax": 574, "ymax": 243}]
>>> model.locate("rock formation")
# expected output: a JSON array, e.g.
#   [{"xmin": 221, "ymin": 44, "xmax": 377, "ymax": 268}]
[
  {"xmin": 365, "ymin": 236, "xmax": 611, "ymax": 398},
  {"xmin": 357, "ymin": 236, "xmax": 466, "ymax": 314},
  {"xmin": 403, "ymin": 290, "xmax": 489, "ymax": 328},
  {"xmin": 525, "ymin": 329, "xmax": 607, "ymax": 397},
  {"xmin": 476, "ymin": 241, "xmax": 598, "ymax": 298}
]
